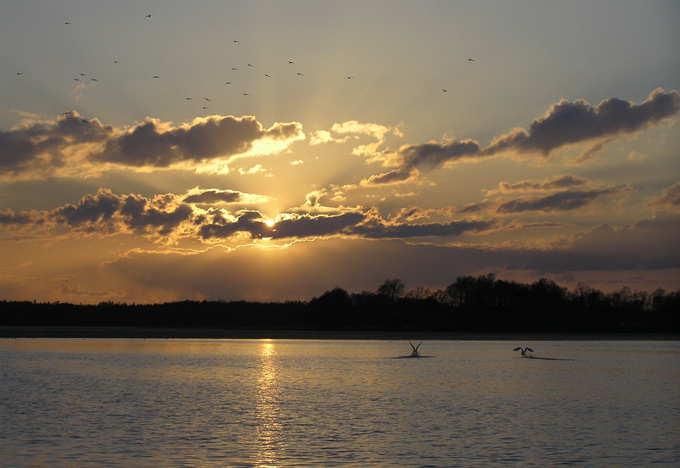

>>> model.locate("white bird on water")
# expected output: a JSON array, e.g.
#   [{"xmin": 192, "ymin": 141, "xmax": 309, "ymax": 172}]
[{"xmin": 514, "ymin": 347, "xmax": 534, "ymax": 358}]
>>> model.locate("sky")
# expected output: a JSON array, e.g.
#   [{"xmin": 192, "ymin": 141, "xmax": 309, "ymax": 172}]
[{"xmin": 1, "ymin": 0, "xmax": 679, "ymax": 304}]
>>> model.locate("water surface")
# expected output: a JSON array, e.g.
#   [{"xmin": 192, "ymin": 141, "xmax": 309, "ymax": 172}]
[{"xmin": 1, "ymin": 339, "xmax": 678, "ymax": 467}]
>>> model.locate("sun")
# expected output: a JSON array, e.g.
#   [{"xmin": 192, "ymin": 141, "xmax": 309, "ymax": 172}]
[{"xmin": 264, "ymin": 219, "xmax": 275, "ymax": 228}]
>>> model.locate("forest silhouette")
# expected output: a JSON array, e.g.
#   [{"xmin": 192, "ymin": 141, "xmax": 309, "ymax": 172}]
[{"xmin": 1, "ymin": 275, "xmax": 678, "ymax": 334}]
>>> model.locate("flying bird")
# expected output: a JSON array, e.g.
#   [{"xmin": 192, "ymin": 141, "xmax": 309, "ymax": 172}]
[
  {"xmin": 231, "ymin": 67, "xmax": 238, "ymax": 71},
  {"xmin": 409, "ymin": 341, "xmax": 422, "ymax": 357},
  {"xmin": 204, "ymin": 97, "xmax": 211, "ymax": 102},
  {"xmin": 63, "ymin": 22, "xmax": 71, "ymax": 25},
  {"xmin": 264, "ymin": 74, "xmax": 270, "ymax": 77},
  {"xmin": 91, "ymin": 78, "xmax": 98, "ymax": 81},
  {"xmin": 468, "ymin": 58, "xmax": 475, "ymax": 62},
  {"xmin": 297, "ymin": 72, "xmax": 303, "ymax": 76},
  {"xmin": 514, "ymin": 347, "xmax": 534, "ymax": 358},
  {"xmin": 232, "ymin": 40, "xmax": 240, "ymax": 44},
  {"xmin": 242, "ymin": 93, "xmax": 250, "ymax": 96},
  {"xmin": 442, "ymin": 89, "xmax": 447, "ymax": 92},
  {"xmin": 146, "ymin": 14, "xmax": 151, "ymax": 18},
  {"xmin": 152, "ymin": 75, "xmax": 159, "ymax": 78},
  {"xmin": 16, "ymin": 72, "xmax": 22, "ymax": 75},
  {"xmin": 225, "ymin": 81, "xmax": 231, "ymax": 85},
  {"xmin": 345, "ymin": 76, "xmax": 355, "ymax": 79},
  {"xmin": 288, "ymin": 61, "xmax": 294, "ymax": 64},
  {"xmin": 248, "ymin": 63, "xmax": 253, "ymax": 67},
  {"xmin": 186, "ymin": 97, "xmax": 192, "ymax": 100}
]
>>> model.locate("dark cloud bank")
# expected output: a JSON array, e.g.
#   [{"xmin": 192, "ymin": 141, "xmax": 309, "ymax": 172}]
[
  {"xmin": 0, "ymin": 113, "xmax": 303, "ymax": 178},
  {"xmin": 388, "ymin": 88, "xmax": 680, "ymax": 176}
]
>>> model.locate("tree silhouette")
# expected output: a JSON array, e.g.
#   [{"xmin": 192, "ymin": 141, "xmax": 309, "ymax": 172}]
[{"xmin": 377, "ymin": 278, "xmax": 405, "ymax": 301}]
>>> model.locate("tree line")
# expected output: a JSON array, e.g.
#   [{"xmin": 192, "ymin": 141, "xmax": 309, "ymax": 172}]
[{"xmin": 1, "ymin": 274, "xmax": 678, "ymax": 333}]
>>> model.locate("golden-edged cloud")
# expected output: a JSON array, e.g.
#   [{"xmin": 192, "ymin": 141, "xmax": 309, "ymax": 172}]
[{"xmin": 0, "ymin": 113, "xmax": 304, "ymax": 179}]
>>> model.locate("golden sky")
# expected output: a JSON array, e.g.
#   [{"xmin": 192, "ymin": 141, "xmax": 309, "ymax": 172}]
[{"xmin": 1, "ymin": 1, "xmax": 679, "ymax": 303}]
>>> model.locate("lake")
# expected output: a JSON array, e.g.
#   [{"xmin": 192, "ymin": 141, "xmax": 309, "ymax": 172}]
[{"xmin": 1, "ymin": 339, "xmax": 678, "ymax": 467}]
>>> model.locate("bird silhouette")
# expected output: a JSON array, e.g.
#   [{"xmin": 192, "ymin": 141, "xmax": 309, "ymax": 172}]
[
  {"xmin": 345, "ymin": 76, "xmax": 355, "ymax": 79},
  {"xmin": 514, "ymin": 347, "xmax": 534, "ymax": 357},
  {"xmin": 468, "ymin": 58, "xmax": 475, "ymax": 62},
  {"xmin": 146, "ymin": 14, "xmax": 151, "ymax": 18},
  {"xmin": 204, "ymin": 97, "xmax": 211, "ymax": 102},
  {"xmin": 442, "ymin": 89, "xmax": 447, "ymax": 92},
  {"xmin": 409, "ymin": 341, "xmax": 422, "ymax": 357}
]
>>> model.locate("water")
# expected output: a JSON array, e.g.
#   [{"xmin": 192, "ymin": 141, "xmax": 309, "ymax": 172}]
[{"xmin": 1, "ymin": 339, "xmax": 678, "ymax": 467}]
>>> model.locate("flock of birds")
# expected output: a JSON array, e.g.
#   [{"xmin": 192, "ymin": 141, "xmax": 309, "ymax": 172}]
[{"xmin": 12, "ymin": 14, "xmax": 477, "ymax": 117}]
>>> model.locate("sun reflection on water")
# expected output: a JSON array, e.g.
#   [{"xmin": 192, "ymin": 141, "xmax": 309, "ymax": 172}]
[{"xmin": 256, "ymin": 340, "xmax": 284, "ymax": 467}]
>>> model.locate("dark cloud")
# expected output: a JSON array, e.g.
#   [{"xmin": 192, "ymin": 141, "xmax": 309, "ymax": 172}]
[
  {"xmin": 198, "ymin": 210, "xmax": 270, "ymax": 240},
  {"xmin": 494, "ymin": 174, "xmax": 588, "ymax": 194},
  {"xmin": 397, "ymin": 139, "xmax": 481, "ymax": 169},
  {"xmin": 119, "ymin": 195, "xmax": 193, "ymax": 236},
  {"xmin": 360, "ymin": 166, "xmax": 419, "ymax": 186},
  {"xmin": 485, "ymin": 88, "xmax": 680, "ymax": 157},
  {"xmin": 52, "ymin": 188, "xmax": 121, "ymax": 226},
  {"xmin": 351, "ymin": 218, "xmax": 495, "ymax": 239},
  {"xmin": 0, "ymin": 113, "xmax": 303, "ymax": 178},
  {"xmin": 103, "ymin": 213, "xmax": 680, "ymax": 302},
  {"xmin": 46, "ymin": 189, "xmax": 194, "ymax": 238},
  {"xmin": 271, "ymin": 213, "xmax": 366, "ymax": 239},
  {"xmin": 459, "ymin": 202, "xmax": 489, "ymax": 214},
  {"xmin": 381, "ymin": 89, "xmax": 679, "ymax": 178},
  {"xmin": 183, "ymin": 189, "xmax": 242, "ymax": 204},
  {"xmin": 0, "ymin": 210, "xmax": 33, "ymax": 226},
  {"xmin": 649, "ymin": 181, "xmax": 680, "ymax": 207},
  {"xmin": 496, "ymin": 187, "xmax": 623, "ymax": 213},
  {"xmin": 525, "ymin": 211, "xmax": 680, "ymax": 271},
  {"xmin": 0, "ymin": 113, "xmax": 113, "ymax": 178},
  {"xmin": 94, "ymin": 116, "xmax": 303, "ymax": 167},
  {"xmin": 198, "ymin": 211, "xmax": 366, "ymax": 240}
]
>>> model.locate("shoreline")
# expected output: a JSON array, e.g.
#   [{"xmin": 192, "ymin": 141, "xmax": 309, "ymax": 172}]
[{"xmin": 0, "ymin": 326, "xmax": 678, "ymax": 341}]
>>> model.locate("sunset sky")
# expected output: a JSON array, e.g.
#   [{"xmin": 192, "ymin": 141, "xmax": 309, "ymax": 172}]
[{"xmin": 1, "ymin": 1, "xmax": 679, "ymax": 304}]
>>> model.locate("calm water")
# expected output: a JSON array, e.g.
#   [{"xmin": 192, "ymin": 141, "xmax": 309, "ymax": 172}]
[{"xmin": 1, "ymin": 339, "xmax": 678, "ymax": 467}]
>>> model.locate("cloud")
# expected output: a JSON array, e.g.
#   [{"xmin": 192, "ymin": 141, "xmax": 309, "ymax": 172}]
[
  {"xmin": 397, "ymin": 139, "xmax": 482, "ymax": 169},
  {"xmin": 182, "ymin": 187, "xmax": 272, "ymax": 206},
  {"xmin": 487, "ymin": 174, "xmax": 589, "ymax": 195},
  {"xmin": 311, "ymin": 120, "xmax": 402, "ymax": 163},
  {"xmin": 102, "ymin": 213, "xmax": 680, "ymax": 302},
  {"xmin": 496, "ymin": 186, "xmax": 626, "ymax": 213},
  {"xmin": 0, "ymin": 210, "xmax": 34, "ymax": 226},
  {"xmin": 0, "ymin": 113, "xmax": 304, "ymax": 179},
  {"xmin": 380, "ymin": 89, "xmax": 680, "ymax": 179},
  {"xmin": 183, "ymin": 189, "xmax": 242, "ymax": 204},
  {"xmin": 649, "ymin": 181, "xmax": 680, "ymax": 208},
  {"xmin": 359, "ymin": 166, "xmax": 420, "ymax": 187},
  {"xmin": 484, "ymin": 88, "xmax": 680, "ymax": 157},
  {"xmin": 94, "ymin": 115, "xmax": 304, "ymax": 168},
  {"xmin": 528, "ymin": 211, "xmax": 680, "ymax": 271},
  {"xmin": 351, "ymin": 218, "xmax": 496, "ymax": 239},
  {"xmin": 0, "ymin": 112, "xmax": 113, "ymax": 179}
]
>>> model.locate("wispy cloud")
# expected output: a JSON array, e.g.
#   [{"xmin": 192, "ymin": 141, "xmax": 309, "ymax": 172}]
[{"xmin": 496, "ymin": 186, "xmax": 628, "ymax": 214}]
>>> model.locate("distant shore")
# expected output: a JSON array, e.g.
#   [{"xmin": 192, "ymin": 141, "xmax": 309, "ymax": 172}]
[{"xmin": 0, "ymin": 326, "xmax": 678, "ymax": 340}]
